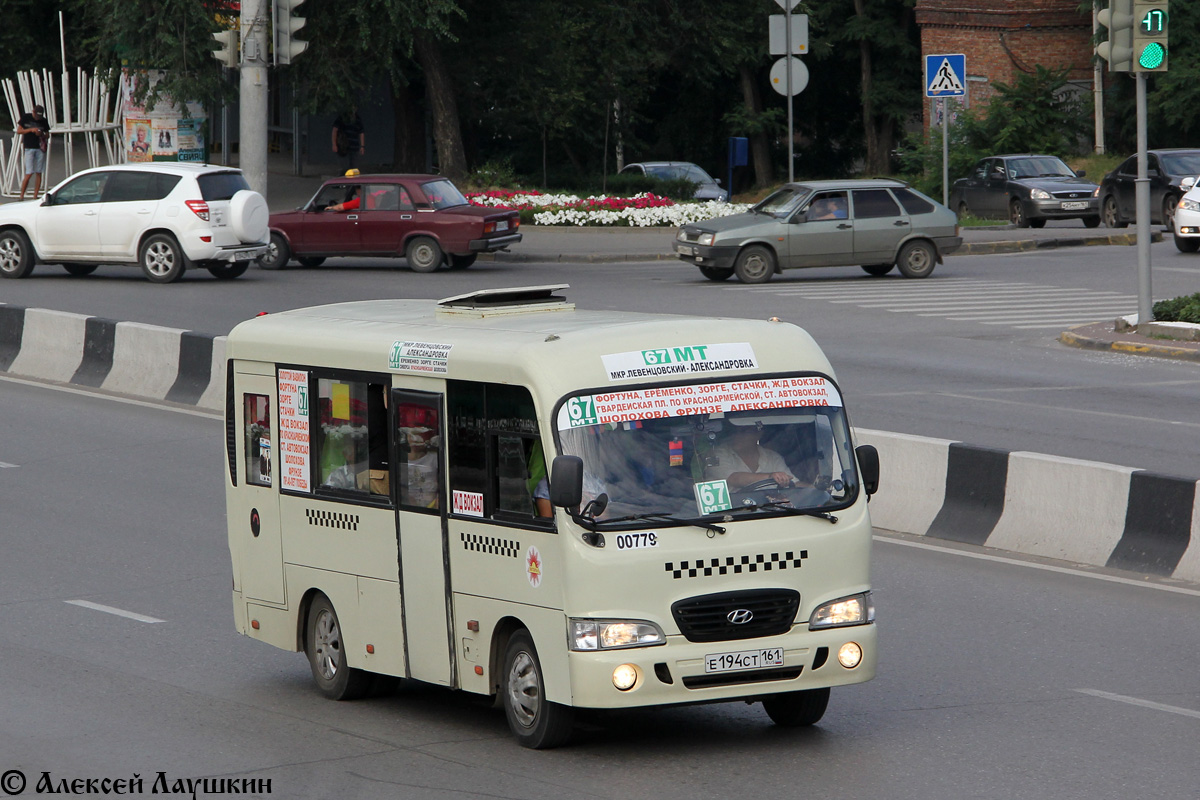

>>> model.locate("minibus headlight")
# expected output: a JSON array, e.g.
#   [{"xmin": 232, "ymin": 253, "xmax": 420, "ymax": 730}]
[
  {"xmin": 809, "ymin": 593, "xmax": 875, "ymax": 629},
  {"xmin": 569, "ymin": 619, "xmax": 665, "ymax": 651}
]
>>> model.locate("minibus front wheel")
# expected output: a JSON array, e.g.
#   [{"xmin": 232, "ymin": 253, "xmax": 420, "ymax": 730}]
[
  {"xmin": 761, "ymin": 687, "xmax": 830, "ymax": 727},
  {"xmin": 305, "ymin": 593, "xmax": 371, "ymax": 701},
  {"xmin": 502, "ymin": 631, "xmax": 574, "ymax": 749}
]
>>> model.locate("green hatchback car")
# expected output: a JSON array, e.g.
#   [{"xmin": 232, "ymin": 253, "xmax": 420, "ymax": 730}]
[{"xmin": 674, "ymin": 179, "xmax": 962, "ymax": 284}]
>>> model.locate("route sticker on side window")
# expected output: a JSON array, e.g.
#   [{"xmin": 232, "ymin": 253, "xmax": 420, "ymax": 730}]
[
  {"xmin": 452, "ymin": 490, "xmax": 484, "ymax": 517},
  {"xmin": 390, "ymin": 340, "xmax": 453, "ymax": 374}
]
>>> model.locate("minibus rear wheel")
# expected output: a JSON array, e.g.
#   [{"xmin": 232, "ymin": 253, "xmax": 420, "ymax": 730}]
[
  {"xmin": 502, "ymin": 631, "xmax": 574, "ymax": 749},
  {"xmin": 306, "ymin": 593, "xmax": 371, "ymax": 701},
  {"xmin": 761, "ymin": 687, "xmax": 830, "ymax": 727}
]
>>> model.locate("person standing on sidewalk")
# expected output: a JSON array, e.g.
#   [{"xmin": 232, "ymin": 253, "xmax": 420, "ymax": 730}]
[
  {"xmin": 16, "ymin": 104, "xmax": 50, "ymax": 200},
  {"xmin": 332, "ymin": 110, "xmax": 365, "ymax": 171}
]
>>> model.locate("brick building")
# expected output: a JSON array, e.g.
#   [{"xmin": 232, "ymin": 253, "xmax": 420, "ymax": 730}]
[{"xmin": 915, "ymin": 0, "xmax": 1094, "ymax": 127}]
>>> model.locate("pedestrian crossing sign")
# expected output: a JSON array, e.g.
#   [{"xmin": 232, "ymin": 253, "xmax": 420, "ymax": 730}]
[{"xmin": 925, "ymin": 54, "xmax": 966, "ymax": 98}]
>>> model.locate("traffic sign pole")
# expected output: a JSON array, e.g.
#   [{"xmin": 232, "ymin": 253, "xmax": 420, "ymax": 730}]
[{"xmin": 785, "ymin": 2, "xmax": 793, "ymax": 182}]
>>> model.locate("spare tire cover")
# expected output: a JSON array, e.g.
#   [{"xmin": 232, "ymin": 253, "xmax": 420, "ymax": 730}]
[{"xmin": 230, "ymin": 190, "xmax": 269, "ymax": 243}]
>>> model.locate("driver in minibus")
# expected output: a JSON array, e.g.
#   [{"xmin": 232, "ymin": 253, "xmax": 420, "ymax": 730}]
[{"xmin": 705, "ymin": 423, "xmax": 798, "ymax": 490}]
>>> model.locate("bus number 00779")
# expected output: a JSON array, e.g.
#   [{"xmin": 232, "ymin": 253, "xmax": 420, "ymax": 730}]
[{"xmin": 614, "ymin": 532, "xmax": 658, "ymax": 550}]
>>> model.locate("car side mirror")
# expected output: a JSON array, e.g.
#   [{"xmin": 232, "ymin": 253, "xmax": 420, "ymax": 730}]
[
  {"xmin": 715, "ymin": 177, "xmax": 723, "ymax": 186},
  {"xmin": 41, "ymin": 193, "xmax": 53, "ymax": 206},
  {"xmin": 549, "ymin": 455, "xmax": 583, "ymax": 509},
  {"xmin": 855, "ymin": 444, "xmax": 879, "ymax": 497},
  {"xmin": 1182, "ymin": 177, "xmax": 1197, "ymax": 191},
  {"xmin": 1075, "ymin": 169, "xmax": 1086, "ymax": 178},
  {"xmin": 1147, "ymin": 168, "xmax": 1160, "ymax": 178}
]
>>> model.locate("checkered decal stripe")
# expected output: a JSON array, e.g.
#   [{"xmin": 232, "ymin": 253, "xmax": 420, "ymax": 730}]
[
  {"xmin": 305, "ymin": 509, "xmax": 360, "ymax": 531},
  {"xmin": 665, "ymin": 551, "xmax": 807, "ymax": 579},
  {"xmin": 461, "ymin": 532, "xmax": 521, "ymax": 559}
]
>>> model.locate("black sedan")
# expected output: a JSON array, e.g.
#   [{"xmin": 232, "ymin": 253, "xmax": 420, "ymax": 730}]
[
  {"xmin": 1098, "ymin": 148, "xmax": 1200, "ymax": 231},
  {"xmin": 949, "ymin": 154, "xmax": 1100, "ymax": 228}
]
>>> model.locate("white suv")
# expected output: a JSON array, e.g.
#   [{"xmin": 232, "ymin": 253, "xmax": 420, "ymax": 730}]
[{"xmin": 0, "ymin": 163, "xmax": 268, "ymax": 283}]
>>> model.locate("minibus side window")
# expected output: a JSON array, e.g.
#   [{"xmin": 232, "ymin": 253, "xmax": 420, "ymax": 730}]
[
  {"xmin": 244, "ymin": 394, "xmax": 271, "ymax": 486},
  {"xmin": 447, "ymin": 380, "xmax": 549, "ymax": 525},
  {"xmin": 315, "ymin": 377, "xmax": 388, "ymax": 499},
  {"xmin": 395, "ymin": 392, "xmax": 441, "ymax": 510}
]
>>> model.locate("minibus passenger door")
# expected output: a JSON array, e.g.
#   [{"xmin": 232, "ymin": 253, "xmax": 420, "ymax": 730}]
[
  {"xmin": 393, "ymin": 389, "xmax": 454, "ymax": 686},
  {"xmin": 232, "ymin": 372, "xmax": 285, "ymax": 605}
]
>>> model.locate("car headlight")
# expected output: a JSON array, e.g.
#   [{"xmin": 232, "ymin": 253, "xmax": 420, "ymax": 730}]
[
  {"xmin": 1092, "ymin": 187, "xmax": 1101, "ymax": 197},
  {"xmin": 696, "ymin": 232, "xmax": 716, "ymax": 247},
  {"xmin": 676, "ymin": 229, "xmax": 688, "ymax": 241},
  {"xmin": 569, "ymin": 619, "xmax": 665, "ymax": 650},
  {"xmin": 809, "ymin": 593, "xmax": 875, "ymax": 629},
  {"xmin": 1180, "ymin": 198, "xmax": 1200, "ymax": 212},
  {"xmin": 1030, "ymin": 189, "xmax": 1051, "ymax": 200}
]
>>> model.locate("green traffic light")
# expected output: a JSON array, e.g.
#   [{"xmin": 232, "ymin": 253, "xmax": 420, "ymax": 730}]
[{"xmin": 1138, "ymin": 42, "xmax": 1166, "ymax": 69}]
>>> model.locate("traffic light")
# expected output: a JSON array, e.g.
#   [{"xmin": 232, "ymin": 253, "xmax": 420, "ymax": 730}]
[
  {"xmin": 274, "ymin": 0, "xmax": 309, "ymax": 65},
  {"xmin": 1132, "ymin": 0, "xmax": 1168, "ymax": 71},
  {"xmin": 212, "ymin": 28, "xmax": 238, "ymax": 69},
  {"xmin": 1097, "ymin": 0, "xmax": 1135, "ymax": 72}
]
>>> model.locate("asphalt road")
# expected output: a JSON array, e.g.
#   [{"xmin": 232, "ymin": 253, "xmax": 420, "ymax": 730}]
[
  {"xmin": 1, "ymin": 379, "xmax": 1197, "ymax": 798},
  {"xmin": 2, "ymin": 236, "xmax": 1198, "ymax": 477}
]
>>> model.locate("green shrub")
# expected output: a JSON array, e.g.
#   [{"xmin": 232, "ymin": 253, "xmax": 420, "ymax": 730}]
[
  {"xmin": 464, "ymin": 158, "xmax": 520, "ymax": 190},
  {"xmin": 1153, "ymin": 293, "xmax": 1200, "ymax": 324},
  {"xmin": 602, "ymin": 172, "xmax": 700, "ymax": 202}
]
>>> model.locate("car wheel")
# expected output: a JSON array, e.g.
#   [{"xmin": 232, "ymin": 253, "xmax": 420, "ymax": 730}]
[
  {"xmin": 1103, "ymin": 196, "xmax": 1127, "ymax": 228},
  {"xmin": 297, "ymin": 256, "xmax": 326, "ymax": 268},
  {"xmin": 762, "ymin": 687, "xmax": 830, "ymax": 727},
  {"xmin": 895, "ymin": 240, "xmax": 936, "ymax": 279},
  {"xmin": 139, "ymin": 233, "xmax": 187, "ymax": 284},
  {"xmin": 1173, "ymin": 234, "xmax": 1200, "ymax": 253},
  {"xmin": 1163, "ymin": 195, "xmax": 1178, "ymax": 232},
  {"xmin": 698, "ymin": 266, "xmax": 734, "ymax": 281},
  {"xmin": 0, "ymin": 229, "xmax": 35, "ymax": 279},
  {"xmin": 733, "ymin": 245, "xmax": 775, "ymax": 284},
  {"xmin": 956, "ymin": 201, "xmax": 969, "ymax": 219},
  {"xmin": 206, "ymin": 262, "xmax": 249, "ymax": 280},
  {"xmin": 258, "ymin": 232, "xmax": 290, "ymax": 270},
  {"xmin": 861, "ymin": 264, "xmax": 893, "ymax": 277},
  {"xmin": 1082, "ymin": 216, "xmax": 1101, "ymax": 229},
  {"xmin": 306, "ymin": 594, "xmax": 372, "ymax": 701},
  {"xmin": 503, "ymin": 631, "xmax": 573, "ymax": 749},
  {"xmin": 448, "ymin": 253, "xmax": 477, "ymax": 270},
  {"xmin": 1029, "ymin": 219, "xmax": 1046, "ymax": 229},
  {"xmin": 406, "ymin": 236, "xmax": 444, "ymax": 273},
  {"xmin": 62, "ymin": 263, "xmax": 99, "ymax": 277},
  {"xmin": 1009, "ymin": 199, "xmax": 1029, "ymax": 228}
]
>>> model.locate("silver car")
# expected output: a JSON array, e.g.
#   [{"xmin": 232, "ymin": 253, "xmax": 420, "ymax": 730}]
[
  {"xmin": 674, "ymin": 179, "xmax": 961, "ymax": 283},
  {"xmin": 620, "ymin": 161, "xmax": 728, "ymax": 202}
]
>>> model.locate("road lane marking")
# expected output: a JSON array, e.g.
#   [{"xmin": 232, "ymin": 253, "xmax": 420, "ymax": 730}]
[
  {"xmin": 874, "ymin": 535, "xmax": 1200, "ymax": 598},
  {"xmin": 0, "ymin": 462, "xmax": 17, "ymax": 468},
  {"xmin": 65, "ymin": 600, "xmax": 165, "ymax": 624},
  {"xmin": 1075, "ymin": 689, "xmax": 1200, "ymax": 720}
]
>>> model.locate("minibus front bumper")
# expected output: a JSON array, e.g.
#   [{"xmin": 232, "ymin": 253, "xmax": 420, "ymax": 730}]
[{"xmin": 565, "ymin": 622, "xmax": 877, "ymax": 709}]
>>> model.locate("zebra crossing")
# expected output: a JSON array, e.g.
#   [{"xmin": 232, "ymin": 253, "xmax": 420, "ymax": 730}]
[{"xmin": 719, "ymin": 278, "xmax": 1138, "ymax": 329}]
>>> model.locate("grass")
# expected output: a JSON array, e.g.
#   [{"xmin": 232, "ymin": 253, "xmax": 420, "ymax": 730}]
[{"xmin": 958, "ymin": 214, "xmax": 1008, "ymax": 227}]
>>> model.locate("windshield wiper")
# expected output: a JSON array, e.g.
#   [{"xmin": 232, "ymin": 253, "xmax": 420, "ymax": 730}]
[
  {"xmin": 730, "ymin": 500, "xmax": 838, "ymax": 523},
  {"xmin": 599, "ymin": 511, "xmax": 727, "ymax": 535}
]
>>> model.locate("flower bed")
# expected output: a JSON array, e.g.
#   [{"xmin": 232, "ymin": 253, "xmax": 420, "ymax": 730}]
[{"xmin": 465, "ymin": 189, "xmax": 751, "ymax": 227}]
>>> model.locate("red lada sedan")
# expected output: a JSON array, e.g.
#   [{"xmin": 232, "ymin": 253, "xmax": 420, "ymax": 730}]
[{"xmin": 259, "ymin": 173, "xmax": 521, "ymax": 272}]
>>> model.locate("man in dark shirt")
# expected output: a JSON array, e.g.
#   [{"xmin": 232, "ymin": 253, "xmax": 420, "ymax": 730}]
[
  {"xmin": 332, "ymin": 110, "xmax": 365, "ymax": 170},
  {"xmin": 16, "ymin": 105, "xmax": 50, "ymax": 200}
]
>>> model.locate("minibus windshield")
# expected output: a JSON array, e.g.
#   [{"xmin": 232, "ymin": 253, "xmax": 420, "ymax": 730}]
[{"xmin": 554, "ymin": 376, "xmax": 859, "ymax": 522}]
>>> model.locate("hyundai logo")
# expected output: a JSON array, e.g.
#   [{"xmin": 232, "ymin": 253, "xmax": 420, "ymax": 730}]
[{"xmin": 727, "ymin": 608, "xmax": 754, "ymax": 625}]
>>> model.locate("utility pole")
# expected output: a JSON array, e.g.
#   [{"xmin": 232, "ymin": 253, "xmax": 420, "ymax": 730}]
[{"xmin": 239, "ymin": 0, "xmax": 269, "ymax": 196}]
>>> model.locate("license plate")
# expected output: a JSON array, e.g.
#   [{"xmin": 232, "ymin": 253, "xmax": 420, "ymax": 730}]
[
  {"xmin": 704, "ymin": 647, "xmax": 785, "ymax": 674},
  {"xmin": 496, "ymin": 220, "xmax": 508, "ymax": 231},
  {"xmin": 234, "ymin": 251, "xmax": 255, "ymax": 261},
  {"xmin": 676, "ymin": 245, "xmax": 696, "ymax": 256},
  {"xmin": 1061, "ymin": 201, "xmax": 1088, "ymax": 210}
]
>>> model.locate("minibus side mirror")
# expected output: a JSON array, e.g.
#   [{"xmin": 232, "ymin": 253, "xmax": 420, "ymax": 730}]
[
  {"xmin": 856, "ymin": 444, "xmax": 879, "ymax": 496},
  {"xmin": 549, "ymin": 455, "xmax": 583, "ymax": 509}
]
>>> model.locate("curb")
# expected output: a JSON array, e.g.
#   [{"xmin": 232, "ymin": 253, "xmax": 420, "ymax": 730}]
[
  {"xmin": 1059, "ymin": 327, "xmax": 1200, "ymax": 364},
  {"xmin": 2, "ymin": 302, "xmax": 1197, "ymax": 584},
  {"xmin": 474, "ymin": 231, "xmax": 1158, "ymax": 263},
  {"xmin": 858, "ymin": 429, "xmax": 1200, "ymax": 584}
]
